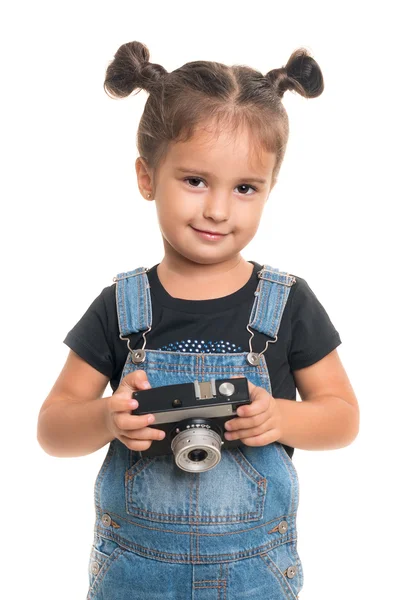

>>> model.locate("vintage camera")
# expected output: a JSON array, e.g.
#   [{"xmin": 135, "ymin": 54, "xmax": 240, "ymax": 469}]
[{"xmin": 131, "ymin": 377, "xmax": 251, "ymax": 472}]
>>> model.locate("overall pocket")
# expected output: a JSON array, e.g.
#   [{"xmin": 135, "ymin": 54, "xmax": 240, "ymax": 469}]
[
  {"xmin": 87, "ymin": 535, "xmax": 126, "ymax": 599},
  {"xmin": 259, "ymin": 539, "xmax": 304, "ymax": 599},
  {"xmin": 125, "ymin": 447, "xmax": 267, "ymax": 524}
]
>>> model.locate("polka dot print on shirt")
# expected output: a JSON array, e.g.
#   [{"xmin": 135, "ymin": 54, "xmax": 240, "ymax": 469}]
[{"xmin": 158, "ymin": 339, "xmax": 243, "ymax": 353}]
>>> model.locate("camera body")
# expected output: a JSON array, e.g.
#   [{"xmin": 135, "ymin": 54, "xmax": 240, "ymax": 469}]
[{"xmin": 131, "ymin": 377, "xmax": 251, "ymax": 472}]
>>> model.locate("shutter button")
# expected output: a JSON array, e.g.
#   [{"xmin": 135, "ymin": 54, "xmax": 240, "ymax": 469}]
[
  {"xmin": 218, "ymin": 382, "xmax": 235, "ymax": 397},
  {"xmin": 286, "ymin": 565, "xmax": 297, "ymax": 579},
  {"xmin": 278, "ymin": 520, "xmax": 288, "ymax": 534},
  {"xmin": 91, "ymin": 561, "xmax": 100, "ymax": 575},
  {"xmin": 101, "ymin": 514, "xmax": 112, "ymax": 527}
]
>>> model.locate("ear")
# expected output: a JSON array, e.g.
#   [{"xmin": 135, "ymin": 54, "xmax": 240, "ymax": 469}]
[{"xmin": 135, "ymin": 156, "xmax": 154, "ymax": 200}]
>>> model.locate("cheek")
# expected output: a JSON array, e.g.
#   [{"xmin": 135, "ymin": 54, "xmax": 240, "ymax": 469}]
[
  {"xmin": 238, "ymin": 209, "xmax": 263, "ymax": 233},
  {"xmin": 156, "ymin": 200, "xmax": 192, "ymax": 226}
]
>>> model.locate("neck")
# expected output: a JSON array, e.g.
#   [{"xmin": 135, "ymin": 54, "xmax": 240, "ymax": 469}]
[{"xmin": 156, "ymin": 256, "xmax": 254, "ymax": 301}]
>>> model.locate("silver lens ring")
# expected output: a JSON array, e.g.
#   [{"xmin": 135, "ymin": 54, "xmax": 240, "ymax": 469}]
[{"xmin": 171, "ymin": 428, "xmax": 222, "ymax": 472}]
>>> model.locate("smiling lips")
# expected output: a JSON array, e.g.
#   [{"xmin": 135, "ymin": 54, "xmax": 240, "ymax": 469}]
[
  {"xmin": 192, "ymin": 227, "xmax": 227, "ymax": 235},
  {"xmin": 191, "ymin": 227, "xmax": 229, "ymax": 241}
]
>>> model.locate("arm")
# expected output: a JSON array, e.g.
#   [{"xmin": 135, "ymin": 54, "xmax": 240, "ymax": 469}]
[
  {"xmin": 276, "ymin": 348, "xmax": 360, "ymax": 450},
  {"xmin": 37, "ymin": 350, "xmax": 165, "ymax": 458},
  {"xmin": 224, "ymin": 349, "xmax": 360, "ymax": 451},
  {"xmin": 37, "ymin": 350, "xmax": 114, "ymax": 457}
]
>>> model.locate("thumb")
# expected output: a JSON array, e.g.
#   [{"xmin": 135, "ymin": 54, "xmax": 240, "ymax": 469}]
[
  {"xmin": 116, "ymin": 369, "xmax": 151, "ymax": 398},
  {"xmin": 230, "ymin": 374, "xmax": 254, "ymax": 393}
]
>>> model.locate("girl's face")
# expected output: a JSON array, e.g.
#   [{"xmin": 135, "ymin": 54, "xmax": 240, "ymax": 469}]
[{"xmin": 137, "ymin": 122, "xmax": 276, "ymax": 270}]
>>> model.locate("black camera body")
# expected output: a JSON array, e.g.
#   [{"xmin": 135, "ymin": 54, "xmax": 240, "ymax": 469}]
[{"xmin": 131, "ymin": 377, "xmax": 251, "ymax": 472}]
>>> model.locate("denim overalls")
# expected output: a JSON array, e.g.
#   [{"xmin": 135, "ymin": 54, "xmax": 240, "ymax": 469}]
[{"xmin": 87, "ymin": 264, "xmax": 304, "ymax": 600}]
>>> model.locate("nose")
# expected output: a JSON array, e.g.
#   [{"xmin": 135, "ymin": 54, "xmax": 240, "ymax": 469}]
[{"xmin": 202, "ymin": 191, "xmax": 230, "ymax": 223}]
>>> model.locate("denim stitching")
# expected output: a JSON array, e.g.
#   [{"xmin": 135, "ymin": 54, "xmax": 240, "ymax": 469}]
[
  {"xmin": 125, "ymin": 447, "xmax": 268, "ymax": 523},
  {"xmin": 259, "ymin": 552, "xmax": 297, "ymax": 600},
  {"xmin": 121, "ymin": 277, "xmax": 128, "ymax": 335},
  {"xmin": 126, "ymin": 456, "xmax": 156, "ymax": 480},
  {"xmin": 289, "ymin": 539, "xmax": 304, "ymax": 591},
  {"xmin": 227, "ymin": 448, "xmax": 267, "ymax": 488},
  {"xmin": 87, "ymin": 547, "xmax": 126, "ymax": 599},
  {"xmin": 100, "ymin": 509, "xmax": 296, "ymax": 535},
  {"xmin": 224, "ymin": 563, "xmax": 228, "ymax": 600},
  {"xmin": 124, "ymin": 507, "xmax": 264, "ymax": 523},
  {"xmin": 94, "ymin": 441, "xmax": 115, "ymax": 510},
  {"xmin": 275, "ymin": 443, "xmax": 299, "ymax": 515},
  {"xmin": 93, "ymin": 528, "xmax": 297, "ymax": 562}
]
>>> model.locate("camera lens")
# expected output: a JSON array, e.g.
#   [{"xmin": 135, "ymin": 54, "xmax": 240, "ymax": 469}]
[
  {"xmin": 171, "ymin": 423, "xmax": 222, "ymax": 472},
  {"xmin": 188, "ymin": 449, "xmax": 208, "ymax": 462}
]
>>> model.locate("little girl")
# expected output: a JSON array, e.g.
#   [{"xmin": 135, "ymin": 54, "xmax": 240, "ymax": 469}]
[{"xmin": 37, "ymin": 41, "xmax": 359, "ymax": 599}]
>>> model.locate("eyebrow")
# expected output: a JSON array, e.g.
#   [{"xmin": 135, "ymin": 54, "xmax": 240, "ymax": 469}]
[{"xmin": 175, "ymin": 167, "xmax": 267, "ymax": 184}]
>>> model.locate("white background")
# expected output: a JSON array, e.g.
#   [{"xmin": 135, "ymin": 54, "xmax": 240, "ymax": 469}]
[{"xmin": 2, "ymin": 1, "xmax": 399, "ymax": 598}]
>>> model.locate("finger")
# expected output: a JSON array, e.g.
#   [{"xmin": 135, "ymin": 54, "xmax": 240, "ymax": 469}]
[
  {"xmin": 114, "ymin": 412, "xmax": 156, "ymax": 431},
  {"xmin": 229, "ymin": 377, "xmax": 271, "ymax": 410},
  {"xmin": 225, "ymin": 420, "xmax": 271, "ymax": 440},
  {"xmin": 116, "ymin": 369, "xmax": 151, "ymax": 396},
  {"xmin": 241, "ymin": 429, "xmax": 281, "ymax": 447},
  {"xmin": 108, "ymin": 395, "xmax": 139, "ymax": 413},
  {"xmin": 225, "ymin": 411, "xmax": 267, "ymax": 432},
  {"xmin": 119, "ymin": 436, "xmax": 153, "ymax": 452},
  {"xmin": 234, "ymin": 397, "xmax": 271, "ymax": 421},
  {"xmin": 122, "ymin": 426, "xmax": 166, "ymax": 441},
  {"xmin": 236, "ymin": 393, "xmax": 272, "ymax": 418}
]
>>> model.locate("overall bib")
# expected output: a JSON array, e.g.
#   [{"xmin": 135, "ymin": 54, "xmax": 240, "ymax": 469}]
[{"xmin": 87, "ymin": 264, "xmax": 304, "ymax": 600}]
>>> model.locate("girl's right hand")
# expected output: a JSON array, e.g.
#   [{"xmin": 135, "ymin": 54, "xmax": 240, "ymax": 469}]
[{"xmin": 104, "ymin": 370, "xmax": 166, "ymax": 451}]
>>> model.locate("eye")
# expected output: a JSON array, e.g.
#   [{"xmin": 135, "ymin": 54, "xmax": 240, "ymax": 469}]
[
  {"xmin": 184, "ymin": 177, "xmax": 206, "ymax": 188},
  {"xmin": 183, "ymin": 178, "xmax": 257, "ymax": 195},
  {"xmin": 236, "ymin": 184, "xmax": 257, "ymax": 195}
]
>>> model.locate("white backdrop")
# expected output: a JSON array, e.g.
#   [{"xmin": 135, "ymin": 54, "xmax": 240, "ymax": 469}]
[{"xmin": 2, "ymin": 1, "xmax": 398, "ymax": 598}]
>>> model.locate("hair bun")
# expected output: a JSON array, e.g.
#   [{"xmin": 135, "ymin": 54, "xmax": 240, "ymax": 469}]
[
  {"xmin": 104, "ymin": 41, "xmax": 167, "ymax": 99},
  {"xmin": 140, "ymin": 61, "xmax": 167, "ymax": 89},
  {"xmin": 265, "ymin": 48, "xmax": 324, "ymax": 99}
]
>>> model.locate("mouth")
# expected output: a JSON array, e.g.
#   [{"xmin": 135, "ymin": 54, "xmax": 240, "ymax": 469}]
[{"xmin": 191, "ymin": 226, "xmax": 228, "ymax": 236}]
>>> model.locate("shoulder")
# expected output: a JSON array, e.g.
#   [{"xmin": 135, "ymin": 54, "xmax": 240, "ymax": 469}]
[
  {"xmin": 98, "ymin": 282, "xmax": 117, "ymax": 307},
  {"xmin": 287, "ymin": 273, "xmax": 341, "ymax": 341},
  {"xmin": 95, "ymin": 283, "xmax": 117, "ymax": 327},
  {"xmin": 290, "ymin": 275, "xmax": 310, "ymax": 298},
  {"xmin": 85, "ymin": 282, "xmax": 116, "ymax": 315},
  {"xmin": 288, "ymin": 274, "xmax": 324, "ymax": 308},
  {"xmin": 68, "ymin": 283, "xmax": 118, "ymax": 335}
]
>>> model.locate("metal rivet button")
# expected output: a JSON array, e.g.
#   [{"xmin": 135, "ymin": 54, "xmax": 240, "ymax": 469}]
[
  {"xmin": 246, "ymin": 352, "xmax": 260, "ymax": 366},
  {"xmin": 287, "ymin": 565, "xmax": 297, "ymax": 579},
  {"xmin": 131, "ymin": 349, "xmax": 145, "ymax": 364},
  {"xmin": 101, "ymin": 513, "xmax": 112, "ymax": 527},
  {"xmin": 278, "ymin": 520, "xmax": 288, "ymax": 534},
  {"xmin": 91, "ymin": 561, "xmax": 100, "ymax": 575}
]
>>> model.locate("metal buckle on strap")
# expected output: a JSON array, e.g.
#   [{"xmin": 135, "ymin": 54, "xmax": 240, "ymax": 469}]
[
  {"xmin": 256, "ymin": 266, "xmax": 296, "ymax": 286},
  {"xmin": 113, "ymin": 267, "xmax": 149, "ymax": 282}
]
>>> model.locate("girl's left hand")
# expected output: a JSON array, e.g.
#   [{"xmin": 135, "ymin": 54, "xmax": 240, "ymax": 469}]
[{"xmin": 224, "ymin": 377, "xmax": 283, "ymax": 447}]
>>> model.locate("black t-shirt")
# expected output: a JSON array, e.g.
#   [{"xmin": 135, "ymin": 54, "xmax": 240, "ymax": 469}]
[{"xmin": 64, "ymin": 260, "xmax": 342, "ymax": 458}]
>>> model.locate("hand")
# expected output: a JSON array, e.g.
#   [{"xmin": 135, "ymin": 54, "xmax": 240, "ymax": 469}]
[
  {"xmin": 224, "ymin": 376, "xmax": 283, "ymax": 447},
  {"xmin": 104, "ymin": 370, "xmax": 166, "ymax": 451}
]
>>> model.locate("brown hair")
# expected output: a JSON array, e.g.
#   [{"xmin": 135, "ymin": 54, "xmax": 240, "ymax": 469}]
[{"xmin": 103, "ymin": 41, "xmax": 324, "ymax": 189}]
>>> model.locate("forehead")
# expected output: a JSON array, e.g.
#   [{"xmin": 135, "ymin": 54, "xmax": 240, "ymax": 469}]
[{"xmin": 165, "ymin": 121, "xmax": 275, "ymax": 174}]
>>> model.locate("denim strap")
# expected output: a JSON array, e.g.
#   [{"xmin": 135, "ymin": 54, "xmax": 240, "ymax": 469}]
[
  {"xmin": 113, "ymin": 268, "xmax": 152, "ymax": 336},
  {"xmin": 249, "ymin": 265, "xmax": 296, "ymax": 338},
  {"xmin": 114, "ymin": 264, "xmax": 296, "ymax": 339}
]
